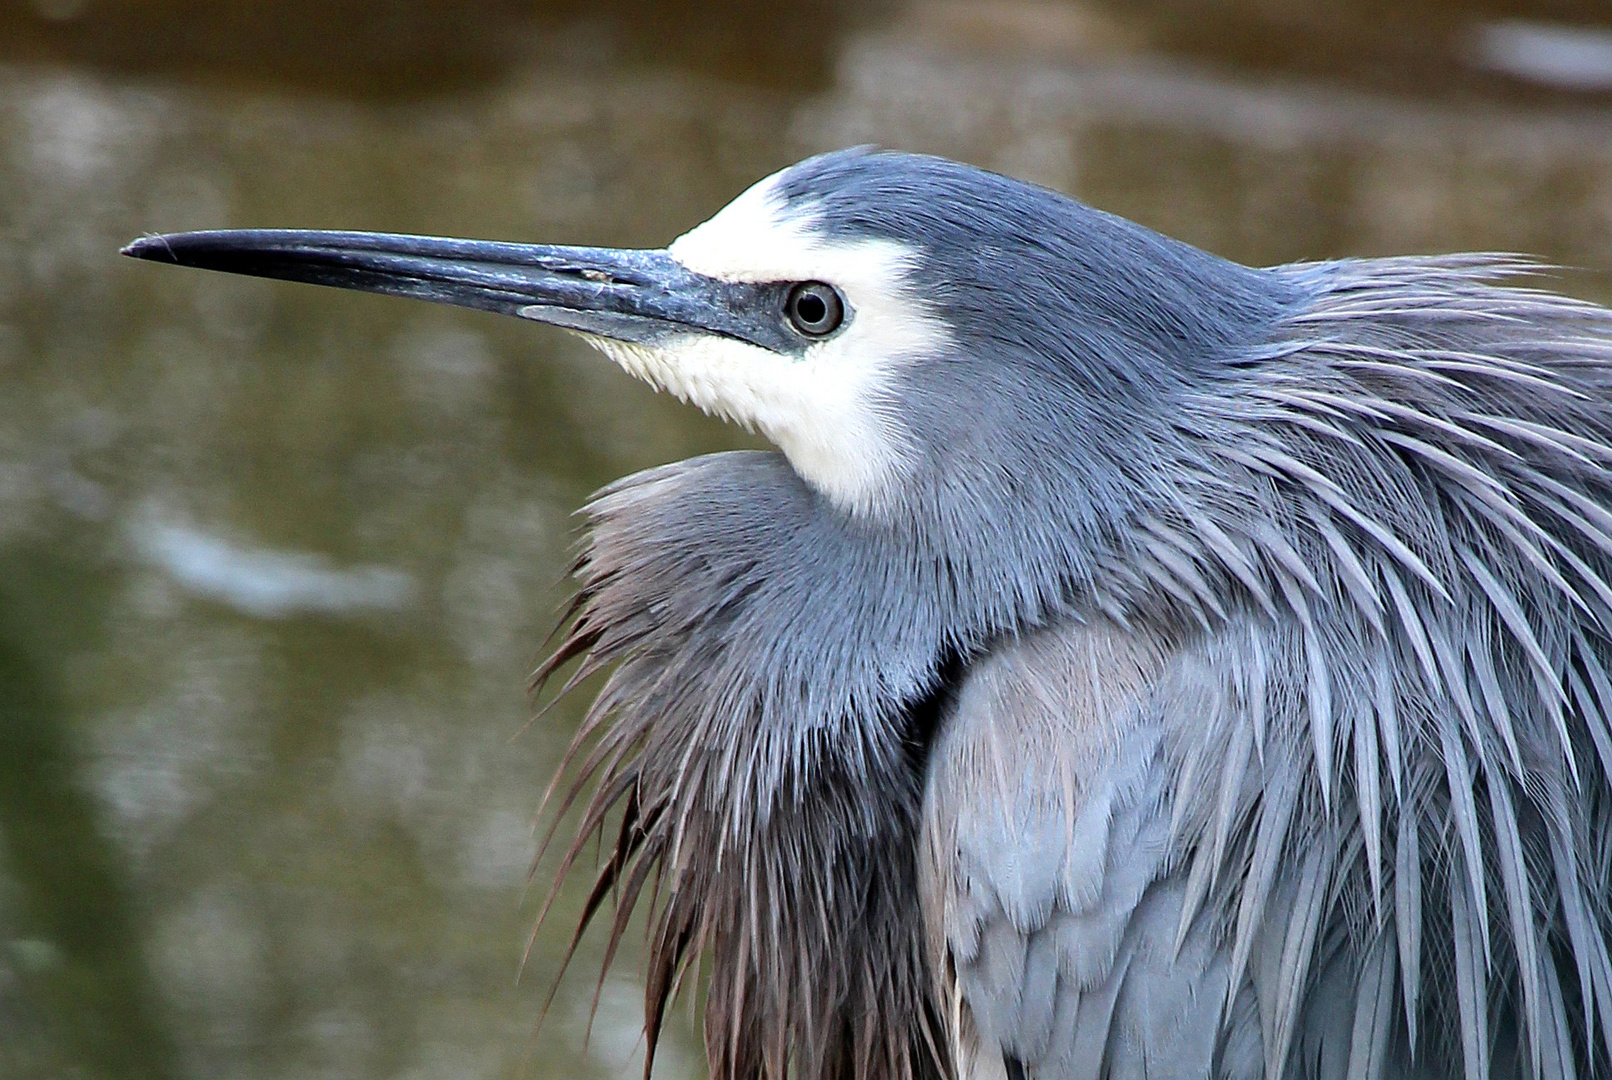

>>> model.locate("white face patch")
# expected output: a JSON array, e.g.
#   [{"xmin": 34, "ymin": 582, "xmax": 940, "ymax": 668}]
[{"xmin": 576, "ymin": 169, "xmax": 952, "ymax": 518}]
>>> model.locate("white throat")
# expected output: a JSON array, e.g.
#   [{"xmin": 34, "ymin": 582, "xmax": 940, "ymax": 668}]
[{"xmin": 579, "ymin": 171, "xmax": 951, "ymax": 518}]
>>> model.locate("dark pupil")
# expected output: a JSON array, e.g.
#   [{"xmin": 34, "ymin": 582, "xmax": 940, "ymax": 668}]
[{"xmin": 795, "ymin": 291, "xmax": 827, "ymax": 325}]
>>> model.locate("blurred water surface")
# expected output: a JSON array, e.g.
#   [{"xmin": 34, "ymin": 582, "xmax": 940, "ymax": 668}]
[{"xmin": 3, "ymin": 2, "xmax": 1612, "ymax": 1078}]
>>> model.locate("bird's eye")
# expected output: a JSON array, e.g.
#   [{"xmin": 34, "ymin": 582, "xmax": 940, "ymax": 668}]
[{"xmin": 784, "ymin": 281, "xmax": 845, "ymax": 338}]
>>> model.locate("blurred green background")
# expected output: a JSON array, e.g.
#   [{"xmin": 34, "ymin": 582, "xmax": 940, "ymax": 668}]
[{"xmin": 3, "ymin": 1, "xmax": 1612, "ymax": 1077}]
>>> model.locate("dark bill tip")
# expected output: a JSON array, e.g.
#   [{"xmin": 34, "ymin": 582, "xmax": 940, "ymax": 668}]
[
  {"xmin": 121, "ymin": 236, "xmax": 163, "ymax": 259},
  {"xmin": 124, "ymin": 234, "xmax": 215, "ymax": 261}
]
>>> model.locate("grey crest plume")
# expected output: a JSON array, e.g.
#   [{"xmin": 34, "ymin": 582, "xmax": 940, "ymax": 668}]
[{"xmin": 533, "ymin": 151, "xmax": 1612, "ymax": 1080}]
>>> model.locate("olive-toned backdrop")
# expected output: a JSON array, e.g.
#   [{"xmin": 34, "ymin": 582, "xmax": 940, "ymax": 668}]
[{"xmin": 3, "ymin": 1, "xmax": 1611, "ymax": 1077}]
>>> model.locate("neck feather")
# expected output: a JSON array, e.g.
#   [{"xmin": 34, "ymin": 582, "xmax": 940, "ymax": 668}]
[{"xmin": 537, "ymin": 254, "xmax": 1612, "ymax": 1080}]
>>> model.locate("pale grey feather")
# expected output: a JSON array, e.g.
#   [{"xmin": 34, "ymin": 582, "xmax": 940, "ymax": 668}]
[
  {"xmin": 528, "ymin": 153, "xmax": 1612, "ymax": 1080},
  {"xmin": 909, "ymin": 251, "xmax": 1612, "ymax": 1078}
]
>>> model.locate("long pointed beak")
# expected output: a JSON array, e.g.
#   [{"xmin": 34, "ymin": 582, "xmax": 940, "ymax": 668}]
[{"xmin": 121, "ymin": 229, "xmax": 750, "ymax": 345}]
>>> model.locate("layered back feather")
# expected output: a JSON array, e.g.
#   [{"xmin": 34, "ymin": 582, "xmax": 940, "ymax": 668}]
[
  {"xmin": 535, "ymin": 249, "xmax": 1612, "ymax": 1080},
  {"xmin": 1154, "ymin": 257, "xmax": 1612, "ymax": 1079}
]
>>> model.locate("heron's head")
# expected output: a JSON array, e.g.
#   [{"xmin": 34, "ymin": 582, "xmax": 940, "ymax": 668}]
[{"xmin": 123, "ymin": 149, "xmax": 1293, "ymax": 519}]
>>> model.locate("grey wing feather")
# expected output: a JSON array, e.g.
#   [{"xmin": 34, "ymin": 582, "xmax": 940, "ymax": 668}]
[
  {"xmin": 925, "ymin": 609, "xmax": 1592, "ymax": 1080},
  {"xmin": 923, "ymin": 622, "xmax": 1233, "ymax": 1080},
  {"xmin": 924, "ymin": 261, "xmax": 1612, "ymax": 1078}
]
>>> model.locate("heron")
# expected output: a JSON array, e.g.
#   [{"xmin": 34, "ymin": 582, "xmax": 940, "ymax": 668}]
[{"xmin": 123, "ymin": 148, "xmax": 1612, "ymax": 1080}]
